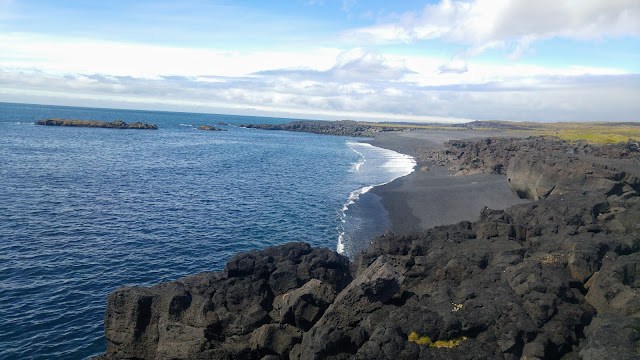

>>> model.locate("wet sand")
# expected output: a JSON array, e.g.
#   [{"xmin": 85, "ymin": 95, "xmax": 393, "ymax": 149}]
[{"xmin": 364, "ymin": 129, "xmax": 529, "ymax": 234}]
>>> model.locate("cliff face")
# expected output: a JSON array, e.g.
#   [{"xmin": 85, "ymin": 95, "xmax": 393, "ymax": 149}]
[{"xmin": 95, "ymin": 137, "xmax": 640, "ymax": 360}]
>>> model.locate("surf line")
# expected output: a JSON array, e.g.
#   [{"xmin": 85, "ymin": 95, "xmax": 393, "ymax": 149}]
[{"xmin": 337, "ymin": 141, "xmax": 416, "ymax": 255}]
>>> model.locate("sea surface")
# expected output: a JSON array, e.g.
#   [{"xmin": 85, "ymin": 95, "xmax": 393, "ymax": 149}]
[{"xmin": 0, "ymin": 102, "xmax": 414, "ymax": 359}]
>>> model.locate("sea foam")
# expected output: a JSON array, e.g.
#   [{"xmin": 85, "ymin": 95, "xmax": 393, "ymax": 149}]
[{"xmin": 337, "ymin": 141, "xmax": 416, "ymax": 255}]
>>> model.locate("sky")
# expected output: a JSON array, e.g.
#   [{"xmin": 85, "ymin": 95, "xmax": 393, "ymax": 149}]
[{"xmin": 1, "ymin": 0, "xmax": 639, "ymax": 123}]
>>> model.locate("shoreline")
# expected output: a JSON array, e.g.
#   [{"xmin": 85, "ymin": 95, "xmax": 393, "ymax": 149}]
[
  {"xmin": 95, "ymin": 126, "xmax": 640, "ymax": 359},
  {"xmin": 338, "ymin": 141, "xmax": 416, "ymax": 257},
  {"xmin": 360, "ymin": 129, "xmax": 529, "ymax": 236}
]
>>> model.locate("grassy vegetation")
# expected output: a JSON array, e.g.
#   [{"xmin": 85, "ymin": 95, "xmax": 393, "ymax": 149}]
[
  {"xmin": 358, "ymin": 120, "xmax": 640, "ymax": 144},
  {"xmin": 533, "ymin": 123, "xmax": 640, "ymax": 144},
  {"xmin": 408, "ymin": 332, "xmax": 467, "ymax": 348},
  {"xmin": 467, "ymin": 121, "xmax": 640, "ymax": 143}
]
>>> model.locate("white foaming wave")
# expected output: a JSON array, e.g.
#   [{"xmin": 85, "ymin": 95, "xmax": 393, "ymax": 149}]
[
  {"xmin": 337, "ymin": 185, "xmax": 374, "ymax": 254},
  {"xmin": 347, "ymin": 141, "xmax": 366, "ymax": 172},
  {"xmin": 337, "ymin": 141, "xmax": 416, "ymax": 255}
]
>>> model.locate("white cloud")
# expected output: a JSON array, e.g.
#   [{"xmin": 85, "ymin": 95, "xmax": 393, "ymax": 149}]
[
  {"xmin": 0, "ymin": 33, "xmax": 341, "ymax": 78},
  {"xmin": 2, "ymin": 63, "xmax": 637, "ymax": 123},
  {"xmin": 438, "ymin": 58, "xmax": 468, "ymax": 74},
  {"xmin": 341, "ymin": 0, "xmax": 640, "ymax": 57},
  {"xmin": 254, "ymin": 48, "xmax": 414, "ymax": 82},
  {"xmin": 0, "ymin": 30, "xmax": 637, "ymax": 123}
]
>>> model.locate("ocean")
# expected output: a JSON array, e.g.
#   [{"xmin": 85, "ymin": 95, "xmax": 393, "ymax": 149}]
[{"xmin": 0, "ymin": 102, "xmax": 414, "ymax": 359}]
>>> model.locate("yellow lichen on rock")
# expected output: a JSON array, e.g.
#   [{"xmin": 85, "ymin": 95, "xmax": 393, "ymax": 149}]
[
  {"xmin": 408, "ymin": 332, "xmax": 467, "ymax": 348},
  {"xmin": 408, "ymin": 332, "xmax": 432, "ymax": 345},
  {"xmin": 431, "ymin": 337, "xmax": 467, "ymax": 348}
]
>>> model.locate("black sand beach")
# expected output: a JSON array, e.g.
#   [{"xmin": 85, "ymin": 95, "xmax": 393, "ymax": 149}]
[{"xmin": 365, "ymin": 130, "xmax": 529, "ymax": 234}]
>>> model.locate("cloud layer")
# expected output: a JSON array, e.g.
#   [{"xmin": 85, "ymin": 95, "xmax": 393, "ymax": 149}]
[
  {"xmin": 341, "ymin": 0, "xmax": 640, "ymax": 59},
  {"xmin": 3, "ymin": 55, "xmax": 638, "ymax": 123}
]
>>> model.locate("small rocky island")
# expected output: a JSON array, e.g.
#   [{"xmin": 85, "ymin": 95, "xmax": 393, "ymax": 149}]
[
  {"xmin": 93, "ymin": 130, "xmax": 640, "ymax": 360},
  {"xmin": 35, "ymin": 118, "xmax": 158, "ymax": 129},
  {"xmin": 198, "ymin": 125, "xmax": 226, "ymax": 131}
]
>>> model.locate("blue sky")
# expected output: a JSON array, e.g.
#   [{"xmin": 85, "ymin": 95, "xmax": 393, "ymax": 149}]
[{"xmin": 1, "ymin": 0, "xmax": 639, "ymax": 122}]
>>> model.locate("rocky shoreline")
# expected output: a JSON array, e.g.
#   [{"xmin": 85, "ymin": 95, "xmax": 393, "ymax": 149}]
[
  {"xmin": 93, "ymin": 134, "xmax": 639, "ymax": 359},
  {"xmin": 243, "ymin": 120, "xmax": 410, "ymax": 137},
  {"xmin": 35, "ymin": 118, "xmax": 158, "ymax": 129}
]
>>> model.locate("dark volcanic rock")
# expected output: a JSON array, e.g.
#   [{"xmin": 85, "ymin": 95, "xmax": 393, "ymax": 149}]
[
  {"xmin": 95, "ymin": 137, "xmax": 640, "ymax": 359},
  {"xmin": 417, "ymin": 136, "xmax": 640, "ymax": 176},
  {"xmin": 100, "ymin": 243, "xmax": 351, "ymax": 359},
  {"xmin": 578, "ymin": 313, "xmax": 640, "ymax": 360},
  {"xmin": 35, "ymin": 118, "xmax": 158, "ymax": 129},
  {"xmin": 198, "ymin": 125, "xmax": 226, "ymax": 131},
  {"xmin": 244, "ymin": 120, "xmax": 396, "ymax": 137}
]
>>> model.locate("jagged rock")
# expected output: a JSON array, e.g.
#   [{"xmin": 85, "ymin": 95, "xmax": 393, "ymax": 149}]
[
  {"xmin": 250, "ymin": 323, "xmax": 302, "ymax": 357},
  {"xmin": 316, "ymin": 256, "xmax": 404, "ymax": 328},
  {"xmin": 578, "ymin": 313, "xmax": 640, "ymax": 360},
  {"xmin": 585, "ymin": 253, "xmax": 640, "ymax": 316},
  {"xmin": 275, "ymin": 279, "xmax": 336, "ymax": 331}
]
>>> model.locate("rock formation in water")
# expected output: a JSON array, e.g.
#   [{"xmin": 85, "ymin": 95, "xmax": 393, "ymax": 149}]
[
  {"xmin": 94, "ymin": 137, "xmax": 640, "ymax": 359},
  {"xmin": 35, "ymin": 118, "xmax": 158, "ymax": 129},
  {"xmin": 198, "ymin": 125, "xmax": 226, "ymax": 131}
]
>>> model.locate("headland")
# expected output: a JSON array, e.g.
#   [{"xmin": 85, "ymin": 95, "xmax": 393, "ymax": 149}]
[{"xmin": 93, "ymin": 120, "xmax": 640, "ymax": 359}]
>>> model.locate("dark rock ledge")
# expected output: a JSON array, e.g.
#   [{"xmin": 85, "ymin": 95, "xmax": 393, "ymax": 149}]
[
  {"xmin": 243, "ymin": 120, "xmax": 399, "ymax": 137},
  {"xmin": 35, "ymin": 118, "xmax": 158, "ymax": 129},
  {"xmin": 198, "ymin": 125, "xmax": 227, "ymax": 131},
  {"xmin": 94, "ymin": 137, "xmax": 640, "ymax": 360}
]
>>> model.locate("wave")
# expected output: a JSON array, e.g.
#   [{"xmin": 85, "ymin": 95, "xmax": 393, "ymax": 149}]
[
  {"xmin": 337, "ymin": 141, "xmax": 416, "ymax": 255},
  {"xmin": 349, "ymin": 144, "xmax": 366, "ymax": 172},
  {"xmin": 337, "ymin": 185, "xmax": 373, "ymax": 253}
]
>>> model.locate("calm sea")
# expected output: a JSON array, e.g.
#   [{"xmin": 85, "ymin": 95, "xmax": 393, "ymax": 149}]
[{"xmin": 0, "ymin": 102, "xmax": 414, "ymax": 359}]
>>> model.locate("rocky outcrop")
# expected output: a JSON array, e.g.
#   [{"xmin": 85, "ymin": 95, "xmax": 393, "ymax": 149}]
[
  {"xmin": 243, "ymin": 121, "xmax": 401, "ymax": 137},
  {"xmin": 417, "ymin": 136, "xmax": 640, "ymax": 176},
  {"xmin": 35, "ymin": 118, "xmax": 158, "ymax": 129},
  {"xmin": 99, "ymin": 244, "xmax": 351, "ymax": 359},
  {"xmin": 198, "ymin": 125, "xmax": 227, "ymax": 131},
  {"xmin": 95, "ymin": 137, "xmax": 640, "ymax": 359}
]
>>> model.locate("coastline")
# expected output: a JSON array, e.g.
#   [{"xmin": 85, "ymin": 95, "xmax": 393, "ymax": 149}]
[
  {"xmin": 361, "ymin": 129, "xmax": 529, "ymax": 235},
  {"xmin": 338, "ymin": 141, "xmax": 415, "ymax": 257},
  {"xmin": 94, "ymin": 124, "xmax": 640, "ymax": 359}
]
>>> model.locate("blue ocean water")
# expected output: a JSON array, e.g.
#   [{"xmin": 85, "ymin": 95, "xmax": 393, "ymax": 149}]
[{"xmin": 0, "ymin": 102, "xmax": 414, "ymax": 359}]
